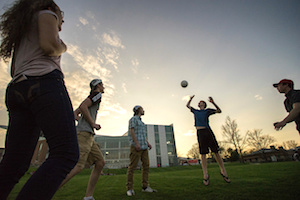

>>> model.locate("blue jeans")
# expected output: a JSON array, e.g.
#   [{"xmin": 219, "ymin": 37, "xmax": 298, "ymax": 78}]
[{"xmin": 0, "ymin": 70, "xmax": 79, "ymax": 200}]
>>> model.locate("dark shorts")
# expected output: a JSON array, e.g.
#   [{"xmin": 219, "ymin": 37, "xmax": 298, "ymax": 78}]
[{"xmin": 197, "ymin": 128, "xmax": 219, "ymax": 154}]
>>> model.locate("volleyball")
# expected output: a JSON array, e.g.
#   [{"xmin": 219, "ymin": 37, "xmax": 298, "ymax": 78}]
[{"xmin": 181, "ymin": 80, "xmax": 188, "ymax": 88}]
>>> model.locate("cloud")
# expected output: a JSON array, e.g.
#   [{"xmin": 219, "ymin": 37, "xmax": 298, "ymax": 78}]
[
  {"xmin": 65, "ymin": 42, "xmax": 127, "ymax": 118},
  {"xmin": 122, "ymin": 83, "xmax": 128, "ymax": 93},
  {"xmin": 254, "ymin": 94, "xmax": 263, "ymax": 100},
  {"xmin": 184, "ymin": 130, "xmax": 195, "ymax": 136},
  {"xmin": 65, "ymin": 44, "xmax": 114, "ymax": 104},
  {"xmin": 67, "ymin": 44, "xmax": 112, "ymax": 79},
  {"xmin": 105, "ymin": 103, "xmax": 127, "ymax": 115},
  {"xmin": 182, "ymin": 95, "xmax": 190, "ymax": 101},
  {"xmin": 86, "ymin": 11, "xmax": 95, "ymax": 20},
  {"xmin": 102, "ymin": 32, "xmax": 125, "ymax": 49},
  {"xmin": 131, "ymin": 59, "xmax": 139, "ymax": 74},
  {"xmin": 94, "ymin": 32, "xmax": 125, "ymax": 71},
  {"xmin": 102, "ymin": 47, "xmax": 120, "ymax": 70},
  {"xmin": 79, "ymin": 17, "xmax": 89, "ymax": 25}
]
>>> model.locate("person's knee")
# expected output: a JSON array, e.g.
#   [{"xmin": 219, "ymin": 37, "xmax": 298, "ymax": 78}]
[
  {"xmin": 95, "ymin": 159, "xmax": 105, "ymax": 171},
  {"xmin": 74, "ymin": 164, "xmax": 84, "ymax": 173},
  {"xmin": 142, "ymin": 163, "xmax": 149, "ymax": 170},
  {"xmin": 214, "ymin": 152, "xmax": 220, "ymax": 156}
]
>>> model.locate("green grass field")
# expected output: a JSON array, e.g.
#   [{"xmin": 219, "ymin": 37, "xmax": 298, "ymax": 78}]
[{"xmin": 8, "ymin": 161, "xmax": 300, "ymax": 200}]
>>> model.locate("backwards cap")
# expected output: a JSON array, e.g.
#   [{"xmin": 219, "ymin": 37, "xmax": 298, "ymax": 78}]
[
  {"xmin": 133, "ymin": 105, "xmax": 141, "ymax": 112},
  {"xmin": 90, "ymin": 79, "xmax": 102, "ymax": 91}
]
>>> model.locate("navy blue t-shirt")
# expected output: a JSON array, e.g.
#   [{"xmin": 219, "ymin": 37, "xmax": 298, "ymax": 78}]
[
  {"xmin": 284, "ymin": 89, "xmax": 300, "ymax": 129},
  {"xmin": 191, "ymin": 107, "xmax": 216, "ymax": 128}
]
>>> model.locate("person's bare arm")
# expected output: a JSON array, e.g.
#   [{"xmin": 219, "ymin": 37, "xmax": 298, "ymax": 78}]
[
  {"xmin": 79, "ymin": 98, "xmax": 101, "ymax": 130},
  {"xmin": 146, "ymin": 139, "xmax": 152, "ymax": 150},
  {"xmin": 130, "ymin": 127, "xmax": 141, "ymax": 151},
  {"xmin": 73, "ymin": 108, "xmax": 81, "ymax": 121},
  {"xmin": 209, "ymin": 97, "xmax": 221, "ymax": 113},
  {"xmin": 186, "ymin": 95, "xmax": 195, "ymax": 109},
  {"xmin": 38, "ymin": 13, "xmax": 67, "ymax": 56},
  {"xmin": 274, "ymin": 102, "xmax": 300, "ymax": 130}
]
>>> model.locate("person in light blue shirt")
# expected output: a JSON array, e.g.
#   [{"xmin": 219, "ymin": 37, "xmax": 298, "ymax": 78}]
[
  {"xmin": 126, "ymin": 105, "xmax": 157, "ymax": 196},
  {"xmin": 128, "ymin": 113, "xmax": 148, "ymax": 150},
  {"xmin": 187, "ymin": 96, "xmax": 230, "ymax": 186}
]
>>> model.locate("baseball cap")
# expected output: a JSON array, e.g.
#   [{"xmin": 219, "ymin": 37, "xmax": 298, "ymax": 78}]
[
  {"xmin": 273, "ymin": 79, "xmax": 294, "ymax": 88},
  {"xmin": 90, "ymin": 79, "xmax": 102, "ymax": 90},
  {"xmin": 133, "ymin": 105, "xmax": 141, "ymax": 112}
]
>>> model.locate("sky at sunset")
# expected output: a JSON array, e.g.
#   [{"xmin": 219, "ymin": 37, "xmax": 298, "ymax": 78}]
[{"xmin": 0, "ymin": 0, "xmax": 299, "ymax": 156}]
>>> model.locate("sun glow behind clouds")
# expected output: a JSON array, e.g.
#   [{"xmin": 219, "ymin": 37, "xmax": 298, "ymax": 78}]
[
  {"xmin": 64, "ymin": 13, "xmax": 128, "ymax": 118},
  {"xmin": 184, "ymin": 130, "xmax": 196, "ymax": 136},
  {"xmin": 254, "ymin": 94, "xmax": 263, "ymax": 100}
]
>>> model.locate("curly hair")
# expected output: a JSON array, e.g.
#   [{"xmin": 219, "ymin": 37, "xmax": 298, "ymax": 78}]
[{"xmin": 0, "ymin": 0, "xmax": 58, "ymax": 62}]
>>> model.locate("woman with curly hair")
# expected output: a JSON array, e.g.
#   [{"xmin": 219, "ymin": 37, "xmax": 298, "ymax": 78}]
[{"xmin": 0, "ymin": 0, "xmax": 79, "ymax": 199}]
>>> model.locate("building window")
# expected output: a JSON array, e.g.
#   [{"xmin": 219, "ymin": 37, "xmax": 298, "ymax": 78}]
[
  {"xmin": 106, "ymin": 140, "xmax": 119, "ymax": 149},
  {"xmin": 157, "ymin": 156, "xmax": 161, "ymax": 166},
  {"xmin": 120, "ymin": 150, "xmax": 130, "ymax": 159},
  {"xmin": 120, "ymin": 140, "xmax": 130, "ymax": 148},
  {"xmin": 168, "ymin": 156, "xmax": 175, "ymax": 166},
  {"xmin": 167, "ymin": 145, "xmax": 175, "ymax": 154},
  {"xmin": 156, "ymin": 145, "xmax": 161, "ymax": 156},
  {"xmin": 165, "ymin": 126, "xmax": 172, "ymax": 133},
  {"xmin": 105, "ymin": 150, "xmax": 119, "ymax": 159},
  {"xmin": 98, "ymin": 141, "xmax": 106, "ymax": 149},
  {"xmin": 155, "ymin": 125, "xmax": 160, "ymax": 144}
]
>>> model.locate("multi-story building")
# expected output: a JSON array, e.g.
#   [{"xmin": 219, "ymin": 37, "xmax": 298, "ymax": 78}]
[
  {"xmin": 94, "ymin": 124, "xmax": 178, "ymax": 169},
  {"xmin": 94, "ymin": 135, "xmax": 131, "ymax": 169}
]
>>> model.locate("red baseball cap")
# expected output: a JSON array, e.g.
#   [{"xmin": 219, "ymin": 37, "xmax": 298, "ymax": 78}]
[{"xmin": 273, "ymin": 79, "xmax": 294, "ymax": 88}]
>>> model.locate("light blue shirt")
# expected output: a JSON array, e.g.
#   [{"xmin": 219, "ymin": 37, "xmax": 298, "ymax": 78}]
[{"xmin": 128, "ymin": 115, "xmax": 148, "ymax": 150}]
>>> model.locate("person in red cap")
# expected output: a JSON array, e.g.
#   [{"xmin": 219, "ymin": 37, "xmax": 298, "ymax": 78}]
[{"xmin": 273, "ymin": 79, "xmax": 300, "ymax": 135}]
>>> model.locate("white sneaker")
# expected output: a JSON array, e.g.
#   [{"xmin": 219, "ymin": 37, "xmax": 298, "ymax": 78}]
[
  {"xmin": 142, "ymin": 186, "xmax": 157, "ymax": 193},
  {"xmin": 83, "ymin": 196, "xmax": 95, "ymax": 200},
  {"xmin": 127, "ymin": 189, "xmax": 135, "ymax": 196}
]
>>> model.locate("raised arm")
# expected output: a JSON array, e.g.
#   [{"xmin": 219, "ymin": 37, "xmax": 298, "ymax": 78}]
[
  {"xmin": 186, "ymin": 95, "xmax": 195, "ymax": 109},
  {"xmin": 208, "ymin": 97, "xmax": 221, "ymax": 113}
]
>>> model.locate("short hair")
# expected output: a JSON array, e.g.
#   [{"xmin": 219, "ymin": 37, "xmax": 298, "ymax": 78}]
[{"xmin": 199, "ymin": 101, "xmax": 207, "ymax": 108}]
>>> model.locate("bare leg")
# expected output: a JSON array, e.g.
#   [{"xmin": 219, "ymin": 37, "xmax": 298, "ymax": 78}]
[
  {"xmin": 214, "ymin": 152, "xmax": 228, "ymax": 176},
  {"xmin": 85, "ymin": 159, "xmax": 105, "ymax": 197},
  {"xmin": 201, "ymin": 154, "xmax": 209, "ymax": 185},
  {"xmin": 214, "ymin": 152, "xmax": 230, "ymax": 182},
  {"xmin": 60, "ymin": 165, "xmax": 83, "ymax": 188}
]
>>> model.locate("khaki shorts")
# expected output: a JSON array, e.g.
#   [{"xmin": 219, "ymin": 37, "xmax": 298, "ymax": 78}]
[{"xmin": 76, "ymin": 131, "xmax": 104, "ymax": 168}]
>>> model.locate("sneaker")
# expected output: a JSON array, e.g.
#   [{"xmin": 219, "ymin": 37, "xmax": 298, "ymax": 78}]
[
  {"xmin": 83, "ymin": 196, "xmax": 95, "ymax": 200},
  {"xmin": 142, "ymin": 186, "xmax": 157, "ymax": 193},
  {"xmin": 127, "ymin": 189, "xmax": 135, "ymax": 196}
]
